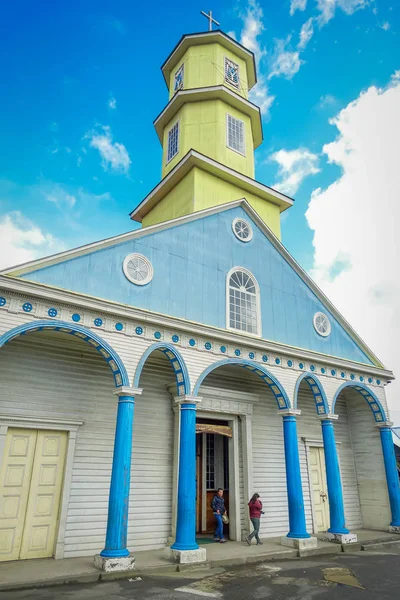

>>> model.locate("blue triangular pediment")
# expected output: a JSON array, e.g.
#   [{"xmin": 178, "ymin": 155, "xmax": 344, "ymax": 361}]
[{"xmin": 14, "ymin": 205, "xmax": 374, "ymax": 366}]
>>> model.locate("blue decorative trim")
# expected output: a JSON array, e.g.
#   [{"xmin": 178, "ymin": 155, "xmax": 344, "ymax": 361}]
[
  {"xmin": 359, "ymin": 376, "xmax": 364, "ymax": 382},
  {"xmin": 377, "ymin": 379, "xmax": 381, "ymax": 385},
  {"xmin": 341, "ymin": 372, "xmax": 345, "ymax": 378},
  {"xmin": 331, "ymin": 369, "xmax": 336, "ymax": 376},
  {"xmin": 205, "ymin": 342, "xmax": 212, "ymax": 350},
  {"xmin": 22, "ymin": 302, "xmax": 32, "ymax": 312},
  {"xmin": 310, "ymin": 365, "xmax": 315, "ymax": 372},
  {"xmin": 321, "ymin": 368, "xmax": 326, "ymax": 374},
  {"xmin": 299, "ymin": 362, "xmax": 304, "ymax": 369},
  {"xmin": 72, "ymin": 313, "xmax": 81, "ymax": 322},
  {"xmin": 275, "ymin": 358, "xmax": 281, "ymax": 365},
  {"xmin": 331, "ymin": 382, "xmax": 387, "ymax": 422},
  {"xmin": 115, "ymin": 322, "xmax": 123, "ymax": 331},
  {"xmin": 172, "ymin": 334, "xmax": 179, "ymax": 343},
  {"xmin": 94, "ymin": 318, "xmax": 103, "ymax": 327},
  {"xmin": 154, "ymin": 331, "xmax": 161, "ymax": 339},
  {"xmin": 262, "ymin": 355, "xmax": 268, "ymax": 362},
  {"xmin": 135, "ymin": 326, "xmax": 143, "ymax": 335},
  {"xmin": 193, "ymin": 358, "xmax": 290, "ymax": 409},
  {"xmin": 48, "ymin": 308, "xmax": 57, "ymax": 317},
  {"xmin": 379, "ymin": 428, "xmax": 400, "ymax": 526},
  {"xmin": 0, "ymin": 320, "xmax": 129, "ymax": 388},
  {"xmin": 293, "ymin": 372, "xmax": 329, "ymax": 415},
  {"xmin": 234, "ymin": 349, "xmax": 241, "ymax": 356},
  {"xmin": 189, "ymin": 338, "xmax": 196, "ymax": 347},
  {"xmin": 0, "ymin": 297, "xmax": 6, "ymax": 307},
  {"xmin": 350, "ymin": 374, "xmax": 355, "ymax": 380},
  {"xmin": 287, "ymin": 360, "xmax": 293, "ymax": 367},
  {"xmin": 249, "ymin": 352, "xmax": 255, "ymax": 359},
  {"xmin": 368, "ymin": 377, "xmax": 373, "ymax": 383},
  {"xmin": 220, "ymin": 345, "xmax": 226, "ymax": 353},
  {"xmin": 133, "ymin": 342, "xmax": 190, "ymax": 396}
]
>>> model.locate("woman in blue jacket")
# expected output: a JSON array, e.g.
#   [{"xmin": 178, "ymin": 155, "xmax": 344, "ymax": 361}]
[{"xmin": 211, "ymin": 488, "xmax": 227, "ymax": 543}]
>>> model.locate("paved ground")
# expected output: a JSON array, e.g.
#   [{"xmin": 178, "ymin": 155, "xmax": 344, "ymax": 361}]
[{"xmin": 2, "ymin": 550, "xmax": 400, "ymax": 599}]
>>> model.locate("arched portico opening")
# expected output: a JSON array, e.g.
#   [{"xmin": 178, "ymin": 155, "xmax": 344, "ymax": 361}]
[
  {"xmin": 332, "ymin": 382, "xmax": 393, "ymax": 531},
  {"xmin": 0, "ymin": 320, "xmax": 129, "ymax": 563},
  {"xmin": 133, "ymin": 342, "xmax": 191, "ymax": 396}
]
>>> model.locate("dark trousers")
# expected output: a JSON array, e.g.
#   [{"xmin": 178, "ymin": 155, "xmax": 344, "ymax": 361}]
[{"xmin": 248, "ymin": 517, "xmax": 260, "ymax": 543}]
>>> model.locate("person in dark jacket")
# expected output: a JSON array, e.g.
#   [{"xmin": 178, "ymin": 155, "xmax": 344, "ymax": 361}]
[
  {"xmin": 211, "ymin": 488, "xmax": 227, "ymax": 543},
  {"xmin": 246, "ymin": 493, "xmax": 264, "ymax": 545}
]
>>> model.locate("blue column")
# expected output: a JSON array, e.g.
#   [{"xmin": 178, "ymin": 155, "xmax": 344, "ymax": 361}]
[
  {"xmin": 320, "ymin": 418, "xmax": 349, "ymax": 534},
  {"xmin": 171, "ymin": 397, "xmax": 199, "ymax": 551},
  {"xmin": 100, "ymin": 387, "xmax": 142, "ymax": 558},
  {"xmin": 379, "ymin": 425, "xmax": 400, "ymax": 527},
  {"xmin": 282, "ymin": 413, "xmax": 310, "ymax": 539}
]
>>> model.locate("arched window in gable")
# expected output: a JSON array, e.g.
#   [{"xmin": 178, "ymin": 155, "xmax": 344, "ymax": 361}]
[{"xmin": 227, "ymin": 268, "xmax": 261, "ymax": 336}]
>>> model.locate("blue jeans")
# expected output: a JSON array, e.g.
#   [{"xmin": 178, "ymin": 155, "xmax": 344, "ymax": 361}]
[
  {"xmin": 248, "ymin": 517, "xmax": 260, "ymax": 543},
  {"xmin": 214, "ymin": 513, "xmax": 224, "ymax": 539}
]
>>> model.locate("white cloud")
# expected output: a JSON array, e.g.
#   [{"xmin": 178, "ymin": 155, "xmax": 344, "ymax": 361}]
[
  {"xmin": 380, "ymin": 21, "xmax": 391, "ymax": 31},
  {"xmin": 270, "ymin": 148, "xmax": 320, "ymax": 195},
  {"xmin": 305, "ymin": 75, "xmax": 400, "ymax": 412},
  {"xmin": 298, "ymin": 17, "xmax": 315, "ymax": 49},
  {"xmin": 0, "ymin": 212, "xmax": 63, "ymax": 270},
  {"xmin": 318, "ymin": 94, "xmax": 337, "ymax": 108},
  {"xmin": 108, "ymin": 96, "xmax": 117, "ymax": 110},
  {"xmin": 240, "ymin": 1, "xmax": 275, "ymax": 116},
  {"xmin": 86, "ymin": 125, "xmax": 131, "ymax": 174},
  {"xmin": 316, "ymin": 0, "xmax": 368, "ymax": 27},
  {"xmin": 268, "ymin": 37, "xmax": 304, "ymax": 80},
  {"xmin": 44, "ymin": 186, "xmax": 77, "ymax": 209},
  {"xmin": 290, "ymin": 0, "xmax": 307, "ymax": 16}
]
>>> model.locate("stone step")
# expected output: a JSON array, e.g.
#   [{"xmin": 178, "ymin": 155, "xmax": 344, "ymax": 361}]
[
  {"xmin": 298, "ymin": 544, "xmax": 343, "ymax": 558},
  {"xmin": 361, "ymin": 539, "xmax": 400, "ymax": 552}
]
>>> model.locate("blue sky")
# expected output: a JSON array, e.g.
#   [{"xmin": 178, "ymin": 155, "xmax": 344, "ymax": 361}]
[{"xmin": 1, "ymin": 1, "xmax": 400, "ymax": 411}]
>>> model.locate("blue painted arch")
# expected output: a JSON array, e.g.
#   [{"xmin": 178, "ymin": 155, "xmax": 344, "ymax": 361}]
[
  {"xmin": 332, "ymin": 382, "xmax": 387, "ymax": 423},
  {"xmin": 0, "ymin": 320, "xmax": 129, "ymax": 388},
  {"xmin": 133, "ymin": 342, "xmax": 190, "ymax": 396},
  {"xmin": 294, "ymin": 372, "xmax": 329, "ymax": 415},
  {"xmin": 193, "ymin": 358, "xmax": 290, "ymax": 409}
]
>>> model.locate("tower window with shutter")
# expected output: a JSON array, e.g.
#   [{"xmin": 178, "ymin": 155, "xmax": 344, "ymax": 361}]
[
  {"xmin": 224, "ymin": 57, "xmax": 240, "ymax": 88},
  {"xmin": 226, "ymin": 114, "xmax": 245, "ymax": 155}
]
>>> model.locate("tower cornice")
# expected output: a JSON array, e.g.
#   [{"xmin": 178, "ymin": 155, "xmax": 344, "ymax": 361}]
[
  {"xmin": 154, "ymin": 85, "xmax": 263, "ymax": 148},
  {"xmin": 161, "ymin": 30, "xmax": 257, "ymax": 91}
]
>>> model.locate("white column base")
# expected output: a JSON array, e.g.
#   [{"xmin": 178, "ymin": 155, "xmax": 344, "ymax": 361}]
[
  {"xmin": 280, "ymin": 536, "xmax": 318, "ymax": 550},
  {"xmin": 324, "ymin": 532, "xmax": 358, "ymax": 544},
  {"xmin": 94, "ymin": 554, "xmax": 135, "ymax": 572},
  {"xmin": 164, "ymin": 547, "xmax": 207, "ymax": 564},
  {"xmin": 389, "ymin": 526, "xmax": 400, "ymax": 534}
]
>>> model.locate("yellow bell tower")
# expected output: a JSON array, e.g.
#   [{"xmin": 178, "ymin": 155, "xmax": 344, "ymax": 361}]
[{"xmin": 130, "ymin": 28, "xmax": 293, "ymax": 239}]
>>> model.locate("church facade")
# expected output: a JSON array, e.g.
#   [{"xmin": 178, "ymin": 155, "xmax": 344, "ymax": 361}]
[{"xmin": 0, "ymin": 30, "xmax": 399, "ymax": 567}]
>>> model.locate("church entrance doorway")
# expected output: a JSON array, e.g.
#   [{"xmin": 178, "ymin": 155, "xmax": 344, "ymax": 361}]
[
  {"xmin": 309, "ymin": 446, "xmax": 330, "ymax": 532},
  {"xmin": 196, "ymin": 418, "xmax": 231, "ymax": 537}
]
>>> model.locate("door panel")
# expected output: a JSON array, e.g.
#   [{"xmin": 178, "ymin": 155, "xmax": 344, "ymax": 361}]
[
  {"xmin": 309, "ymin": 446, "xmax": 329, "ymax": 532},
  {"xmin": 20, "ymin": 430, "xmax": 67, "ymax": 559},
  {"xmin": 0, "ymin": 429, "xmax": 37, "ymax": 561}
]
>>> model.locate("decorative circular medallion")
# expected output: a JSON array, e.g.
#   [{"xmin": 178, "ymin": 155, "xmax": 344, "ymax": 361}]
[
  {"xmin": 313, "ymin": 312, "xmax": 331, "ymax": 337},
  {"xmin": 299, "ymin": 362, "xmax": 304, "ymax": 369},
  {"xmin": 359, "ymin": 376, "xmax": 364, "ymax": 382},
  {"xmin": 72, "ymin": 313, "xmax": 81, "ymax": 322},
  {"xmin": 154, "ymin": 331, "xmax": 161, "ymax": 339},
  {"xmin": 287, "ymin": 360, "xmax": 293, "ymax": 367},
  {"xmin": 341, "ymin": 372, "xmax": 346, "ymax": 378},
  {"xmin": 377, "ymin": 379, "xmax": 381, "ymax": 385},
  {"xmin": 310, "ymin": 365, "xmax": 315, "ymax": 372},
  {"xmin": 234, "ymin": 348, "xmax": 241, "ymax": 356},
  {"xmin": 232, "ymin": 217, "xmax": 253, "ymax": 242},
  {"xmin": 262, "ymin": 355, "xmax": 268, "ymax": 362},
  {"xmin": 189, "ymin": 338, "xmax": 196, "ymax": 347},
  {"xmin": 22, "ymin": 302, "xmax": 33, "ymax": 313},
  {"xmin": 249, "ymin": 352, "xmax": 255, "ymax": 359},
  {"xmin": 123, "ymin": 253, "xmax": 153, "ymax": 286},
  {"xmin": 135, "ymin": 326, "xmax": 143, "ymax": 335},
  {"xmin": 350, "ymin": 374, "xmax": 355, "ymax": 380},
  {"xmin": 331, "ymin": 369, "xmax": 336, "ymax": 376},
  {"xmin": 115, "ymin": 322, "xmax": 123, "ymax": 331},
  {"xmin": 368, "ymin": 377, "xmax": 373, "ymax": 383},
  {"xmin": 94, "ymin": 318, "xmax": 103, "ymax": 327},
  {"xmin": 48, "ymin": 308, "xmax": 57, "ymax": 317},
  {"xmin": 275, "ymin": 358, "xmax": 280, "ymax": 365},
  {"xmin": 172, "ymin": 334, "xmax": 179, "ymax": 343},
  {"xmin": 0, "ymin": 297, "xmax": 6, "ymax": 307},
  {"xmin": 205, "ymin": 342, "xmax": 212, "ymax": 350},
  {"xmin": 321, "ymin": 367, "xmax": 326, "ymax": 374},
  {"xmin": 220, "ymin": 345, "xmax": 227, "ymax": 353}
]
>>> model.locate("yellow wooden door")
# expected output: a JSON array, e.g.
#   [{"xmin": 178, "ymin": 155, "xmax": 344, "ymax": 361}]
[
  {"xmin": 0, "ymin": 428, "xmax": 67, "ymax": 561},
  {"xmin": 0, "ymin": 429, "xmax": 37, "ymax": 561},
  {"xmin": 309, "ymin": 446, "xmax": 330, "ymax": 532}
]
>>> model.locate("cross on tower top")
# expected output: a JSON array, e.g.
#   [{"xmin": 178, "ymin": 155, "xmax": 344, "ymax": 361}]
[{"xmin": 200, "ymin": 10, "xmax": 220, "ymax": 31}]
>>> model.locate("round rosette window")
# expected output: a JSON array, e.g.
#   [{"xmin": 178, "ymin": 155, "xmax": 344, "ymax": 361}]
[
  {"xmin": 313, "ymin": 312, "xmax": 331, "ymax": 337},
  {"xmin": 232, "ymin": 217, "xmax": 253, "ymax": 242},
  {"xmin": 123, "ymin": 253, "xmax": 153, "ymax": 286}
]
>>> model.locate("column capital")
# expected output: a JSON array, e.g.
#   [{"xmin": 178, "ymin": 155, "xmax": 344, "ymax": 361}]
[
  {"xmin": 174, "ymin": 395, "xmax": 202, "ymax": 406},
  {"xmin": 279, "ymin": 409, "xmax": 301, "ymax": 417},
  {"xmin": 375, "ymin": 421, "xmax": 394, "ymax": 429},
  {"xmin": 318, "ymin": 414, "xmax": 339, "ymax": 421},
  {"xmin": 113, "ymin": 387, "xmax": 143, "ymax": 398}
]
